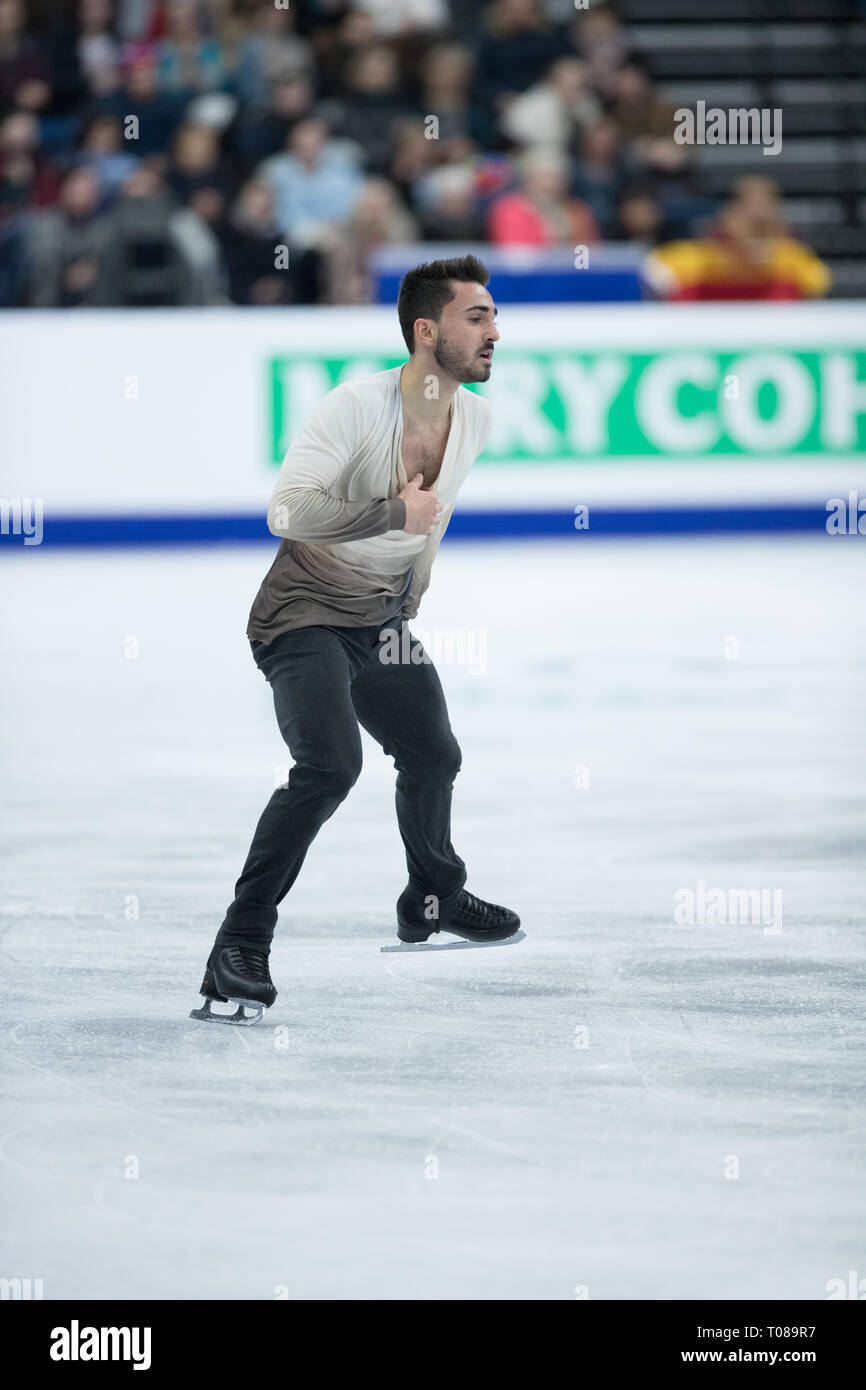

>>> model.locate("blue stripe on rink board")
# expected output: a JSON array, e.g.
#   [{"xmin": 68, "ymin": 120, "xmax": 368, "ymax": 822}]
[{"xmin": 0, "ymin": 506, "xmax": 833, "ymax": 547}]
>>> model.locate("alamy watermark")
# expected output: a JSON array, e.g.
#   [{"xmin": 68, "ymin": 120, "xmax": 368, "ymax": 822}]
[
  {"xmin": 49, "ymin": 1321, "xmax": 151, "ymax": 1370},
  {"xmin": 0, "ymin": 497, "xmax": 43, "ymax": 545},
  {"xmin": 825, "ymin": 1269, "xmax": 866, "ymax": 1299},
  {"xmin": 674, "ymin": 880, "xmax": 783, "ymax": 936},
  {"xmin": 826, "ymin": 490, "xmax": 866, "ymax": 535},
  {"xmin": 378, "ymin": 623, "xmax": 487, "ymax": 675},
  {"xmin": 0, "ymin": 1276, "xmax": 44, "ymax": 1299},
  {"xmin": 674, "ymin": 102, "xmax": 782, "ymax": 157}
]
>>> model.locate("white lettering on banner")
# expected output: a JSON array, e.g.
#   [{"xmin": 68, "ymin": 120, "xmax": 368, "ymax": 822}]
[
  {"xmin": 276, "ymin": 361, "xmax": 326, "ymax": 455},
  {"xmin": 820, "ymin": 355, "xmax": 866, "ymax": 449},
  {"xmin": 484, "ymin": 358, "xmax": 558, "ymax": 454},
  {"xmin": 635, "ymin": 353, "xmax": 719, "ymax": 451},
  {"xmin": 722, "ymin": 353, "xmax": 814, "ymax": 451},
  {"xmin": 277, "ymin": 360, "xmax": 385, "ymax": 456},
  {"xmin": 551, "ymin": 356, "xmax": 628, "ymax": 452}
]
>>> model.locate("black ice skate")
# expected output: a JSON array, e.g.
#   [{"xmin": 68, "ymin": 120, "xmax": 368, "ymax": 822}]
[
  {"xmin": 382, "ymin": 887, "xmax": 524, "ymax": 953},
  {"xmin": 189, "ymin": 946, "xmax": 277, "ymax": 1025}
]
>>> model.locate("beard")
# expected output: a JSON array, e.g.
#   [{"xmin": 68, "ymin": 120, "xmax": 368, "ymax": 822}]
[{"xmin": 433, "ymin": 332, "xmax": 491, "ymax": 384}]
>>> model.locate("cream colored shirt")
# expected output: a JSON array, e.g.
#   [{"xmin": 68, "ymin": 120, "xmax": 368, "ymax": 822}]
[{"xmin": 247, "ymin": 363, "xmax": 492, "ymax": 643}]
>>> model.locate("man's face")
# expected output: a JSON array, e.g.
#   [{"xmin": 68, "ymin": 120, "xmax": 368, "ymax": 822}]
[{"xmin": 426, "ymin": 280, "xmax": 499, "ymax": 384}]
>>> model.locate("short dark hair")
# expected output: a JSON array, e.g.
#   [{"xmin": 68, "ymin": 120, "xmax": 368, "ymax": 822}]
[{"xmin": 397, "ymin": 254, "xmax": 491, "ymax": 354}]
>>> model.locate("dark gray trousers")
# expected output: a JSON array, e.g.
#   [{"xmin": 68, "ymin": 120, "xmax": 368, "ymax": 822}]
[{"xmin": 213, "ymin": 617, "xmax": 466, "ymax": 953}]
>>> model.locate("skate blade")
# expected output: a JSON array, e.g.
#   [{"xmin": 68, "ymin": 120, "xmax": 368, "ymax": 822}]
[
  {"xmin": 189, "ymin": 997, "xmax": 264, "ymax": 1026},
  {"xmin": 381, "ymin": 929, "xmax": 526, "ymax": 954}
]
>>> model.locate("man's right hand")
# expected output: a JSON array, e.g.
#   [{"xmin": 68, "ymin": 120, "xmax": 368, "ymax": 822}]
[{"xmin": 398, "ymin": 473, "xmax": 443, "ymax": 536}]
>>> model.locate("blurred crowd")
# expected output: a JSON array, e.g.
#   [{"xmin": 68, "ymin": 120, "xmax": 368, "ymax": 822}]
[{"xmin": 0, "ymin": 0, "xmax": 830, "ymax": 307}]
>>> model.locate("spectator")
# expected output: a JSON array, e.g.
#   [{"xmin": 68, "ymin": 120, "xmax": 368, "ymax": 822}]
[
  {"xmin": 233, "ymin": 3, "xmax": 313, "ymax": 107},
  {"xmin": 607, "ymin": 62, "xmax": 676, "ymax": 144},
  {"xmin": 167, "ymin": 119, "xmax": 230, "ymax": 226},
  {"xmin": 0, "ymin": 0, "xmax": 52, "ymax": 115},
  {"xmin": 114, "ymin": 0, "xmax": 155, "ymax": 43},
  {"xmin": 331, "ymin": 43, "xmax": 412, "ymax": 176},
  {"xmin": 570, "ymin": 118, "xmax": 622, "ymax": 238},
  {"xmin": 258, "ymin": 114, "xmax": 364, "ymax": 246},
  {"xmin": 94, "ymin": 161, "xmax": 222, "ymax": 304},
  {"xmin": 77, "ymin": 0, "xmax": 120, "ymax": 95},
  {"xmin": 499, "ymin": 56, "xmax": 601, "ymax": 154},
  {"xmin": 488, "ymin": 145, "xmax": 598, "ymax": 246},
  {"xmin": 226, "ymin": 72, "xmax": 315, "ymax": 162},
  {"xmin": 309, "ymin": 6, "xmax": 377, "ymax": 101},
  {"xmin": 80, "ymin": 52, "xmax": 122, "ymax": 106},
  {"xmin": 475, "ymin": 0, "xmax": 562, "ymax": 118},
  {"xmin": 27, "ymin": 164, "xmax": 110, "ymax": 305},
  {"xmin": 322, "ymin": 173, "xmax": 418, "ymax": 302},
  {"xmin": 156, "ymin": 0, "xmax": 225, "ymax": 96},
  {"xmin": 472, "ymin": 147, "xmax": 513, "ymax": 211},
  {"xmin": 647, "ymin": 176, "xmax": 831, "ymax": 300},
  {"xmin": 614, "ymin": 186, "xmax": 664, "ymax": 245},
  {"xmin": 566, "ymin": 2, "xmax": 631, "ymax": 99},
  {"xmin": 0, "ymin": 211, "xmax": 24, "ymax": 301},
  {"xmin": 416, "ymin": 42, "xmax": 492, "ymax": 151},
  {"xmin": 0, "ymin": 109, "xmax": 61, "ymax": 225},
  {"xmin": 28, "ymin": 7, "xmax": 85, "ymax": 126},
  {"xmin": 623, "ymin": 132, "xmax": 706, "ymax": 240},
  {"xmin": 416, "ymin": 162, "xmax": 486, "ymax": 241},
  {"xmin": 387, "ymin": 114, "xmax": 439, "ymax": 205},
  {"xmin": 625, "ymin": 131, "xmax": 691, "ymax": 184},
  {"xmin": 352, "ymin": 0, "xmax": 450, "ymax": 38},
  {"xmin": 98, "ymin": 47, "xmax": 187, "ymax": 156},
  {"xmin": 78, "ymin": 112, "xmax": 140, "ymax": 207},
  {"xmin": 219, "ymin": 176, "xmax": 319, "ymax": 305}
]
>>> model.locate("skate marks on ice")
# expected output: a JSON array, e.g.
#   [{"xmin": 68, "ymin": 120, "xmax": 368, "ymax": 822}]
[
  {"xmin": 2, "ymin": 540, "xmax": 865, "ymax": 1296},
  {"xmin": 380, "ymin": 929, "xmax": 527, "ymax": 953},
  {"xmin": 0, "ymin": 1008, "xmax": 209, "ymax": 1281},
  {"xmin": 606, "ymin": 947, "xmax": 866, "ymax": 1104}
]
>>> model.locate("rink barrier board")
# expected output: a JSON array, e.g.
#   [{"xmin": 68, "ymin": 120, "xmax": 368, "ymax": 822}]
[
  {"xmin": 2, "ymin": 305, "xmax": 865, "ymax": 518},
  {"xmin": 0, "ymin": 506, "xmax": 840, "ymax": 548}
]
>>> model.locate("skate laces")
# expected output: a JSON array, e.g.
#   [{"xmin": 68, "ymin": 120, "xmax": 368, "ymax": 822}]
[
  {"xmin": 227, "ymin": 947, "xmax": 272, "ymax": 983},
  {"xmin": 457, "ymin": 891, "xmax": 501, "ymax": 925}
]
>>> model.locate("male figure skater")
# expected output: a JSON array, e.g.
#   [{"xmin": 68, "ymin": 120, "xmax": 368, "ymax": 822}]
[{"xmin": 191, "ymin": 255, "xmax": 520, "ymax": 1024}]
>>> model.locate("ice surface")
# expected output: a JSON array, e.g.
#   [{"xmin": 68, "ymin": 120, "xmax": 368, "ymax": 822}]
[{"xmin": 1, "ymin": 536, "xmax": 864, "ymax": 1300}]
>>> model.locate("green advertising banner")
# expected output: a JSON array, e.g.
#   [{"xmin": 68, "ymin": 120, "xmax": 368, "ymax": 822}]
[{"xmin": 269, "ymin": 348, "xmax": 866, "ymax": 464}]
